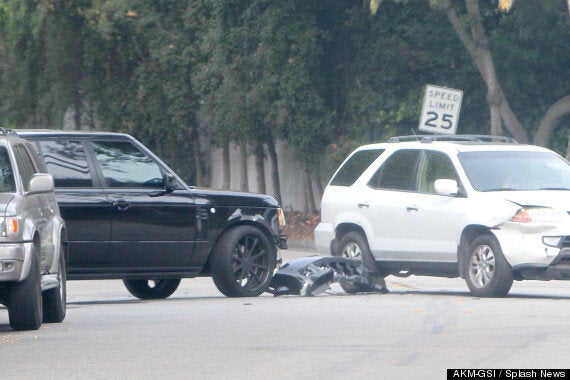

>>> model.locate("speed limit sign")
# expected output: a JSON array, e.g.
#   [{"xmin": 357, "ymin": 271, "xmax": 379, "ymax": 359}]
[{"xmin": 419, "ymin": 84, "xmax": 463, "ymax": 135}]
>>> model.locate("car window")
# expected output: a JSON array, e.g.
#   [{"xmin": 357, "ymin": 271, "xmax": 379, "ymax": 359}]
[
  {"xmin": 418, "ymin": 151, "xmax": 459, "ymax": 193},
  {"xmin": 459, "ymin": 150, "xmax": 570, "ymax": 191},
  {"xmin": 91, "ymin": 140, "xmax": 164, "ymax": 188},
  {"xmin": 330, "ymin": 149, "xmax": 385, "ymax": 186},
  {"xmin": 0, "ymin": 147, "xmax": 15, "ymax": 192},
  {"xmin": 368, "ymin": 150, "xmax": 421, "ymax": 191},
  {"xmin": 14, "ymin": 145, "xmax": 38, "ymax": 191},
  {"xmin": 34, "ymin": 140, "xmax": 93, "ymax": 188}
]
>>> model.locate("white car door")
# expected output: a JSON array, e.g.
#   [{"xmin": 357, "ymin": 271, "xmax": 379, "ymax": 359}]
[{"xmin": 404, "ymin": 150, "xmax": 465, "ymax": 263}]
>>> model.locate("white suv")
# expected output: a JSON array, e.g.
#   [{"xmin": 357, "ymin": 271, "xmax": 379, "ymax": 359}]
[{"xmin": 315, "ymin": 135, "xmax": 570, "ymax": 297}]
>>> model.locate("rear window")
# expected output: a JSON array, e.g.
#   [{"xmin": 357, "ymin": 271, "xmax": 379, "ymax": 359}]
[
  {"xmin": 34, "ymin": 140, "xmax": 93, "ymax": 188},
  {"xmin": 329, "ymin": 149, "xmax": 385, "ymax": 186}
]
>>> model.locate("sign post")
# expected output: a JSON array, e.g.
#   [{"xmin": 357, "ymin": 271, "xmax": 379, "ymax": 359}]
[{"xmin": 418, "ymin": 84, "xmax": 463, "ymax": 135}]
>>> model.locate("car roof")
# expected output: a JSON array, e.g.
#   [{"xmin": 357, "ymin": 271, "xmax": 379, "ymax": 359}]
[{"xmin": 352, "ymin": 135, "xmax": 553, "ymax": 154}]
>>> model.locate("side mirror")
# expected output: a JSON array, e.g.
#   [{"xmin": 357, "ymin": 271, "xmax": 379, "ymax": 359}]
[
  {"xmin": 164, "ymin": 173, "xmax": 178, "ymax": 192},
  {"xmin": 28, "ymin": 173, "xmax": 54, "ymax": 194},
  {"xmin": 434, "ymin": 179, "xmax": 459, "ymax": 196}
]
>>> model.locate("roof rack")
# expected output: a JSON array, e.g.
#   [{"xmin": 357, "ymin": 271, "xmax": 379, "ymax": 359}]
[
  {"xmin": 0, "ymin": 128, "xmax": 19, "ymax": 136},
  {"xmin": 387, "ymin": 134, "xmax": 518, "ymax": 144}
]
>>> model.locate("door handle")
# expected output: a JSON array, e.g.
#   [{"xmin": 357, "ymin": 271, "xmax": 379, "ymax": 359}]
[
  {"xmin": 406, "ymin": 206, "xmax": 418, "ymax": 212},
  {"xmin": 357, "ymin": 202, "xmax": 370, "ymax": 209},
  {"xmin": 114, "ymin": 200, "xmax": 130, "ymax": 211}
]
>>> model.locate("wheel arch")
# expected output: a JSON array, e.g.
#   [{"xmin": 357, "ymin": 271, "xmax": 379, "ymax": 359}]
[
  {"xmin": 333, "ymin": 223, "xmax": 369, "ymax": 256},
  {"xmin": 458, "ymin": 224, "xmax": 494, "ymax": 278},
  {"xmin": 203, "ymin": 218, "xmax": 277, "ymax": 274}
]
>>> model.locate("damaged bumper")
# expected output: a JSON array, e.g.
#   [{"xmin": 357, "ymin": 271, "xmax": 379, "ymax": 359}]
[{"xmin": 268, "ymin": 256, "xmax": 386, "ymax": 296}]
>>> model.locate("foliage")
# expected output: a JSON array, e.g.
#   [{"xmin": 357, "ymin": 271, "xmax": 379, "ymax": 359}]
[{"xmin": 0, "ymin": 0, "xmax": 569, "ymax": 184}]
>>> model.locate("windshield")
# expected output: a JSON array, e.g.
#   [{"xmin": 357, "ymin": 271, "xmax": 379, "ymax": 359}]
[{"xmin": 458, "ymin": 150, "xmax": 570, "ymax": 192}]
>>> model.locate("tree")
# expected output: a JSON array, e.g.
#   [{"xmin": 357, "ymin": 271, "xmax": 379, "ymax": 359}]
[{"xmin": 370, "ymin": 0, "xmax": 570, "ymax": 155}]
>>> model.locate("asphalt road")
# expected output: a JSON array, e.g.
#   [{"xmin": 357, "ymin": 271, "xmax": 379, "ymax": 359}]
[{"xmin": 1, "ymin": 248, "xmax": 569, "ymax": 380}]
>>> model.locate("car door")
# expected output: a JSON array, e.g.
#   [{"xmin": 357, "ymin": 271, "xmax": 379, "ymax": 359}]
[
  {"xmin": 89, "ymin": 139, "xmax": 197, "ymax": 269},
  {"xmin": 363, "ymin": 149, "xmax": 422, "ymax": 260},
  {"xmin": 31, "ymin": 139, "xmax": 111, "ymax": 271},
  {"xmin": 404, "ymin": 150, "xmax": 466, "ymax": 263}
]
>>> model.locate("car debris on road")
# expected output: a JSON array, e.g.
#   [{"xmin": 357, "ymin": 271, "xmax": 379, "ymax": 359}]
[{"xmin": 268, "ymin": 256, "xmax": 387, "ymax": 296}]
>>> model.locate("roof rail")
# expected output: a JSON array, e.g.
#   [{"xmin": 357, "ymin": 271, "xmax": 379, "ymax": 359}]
[
  {"xmin": 387, "ymin": 134, "xmax": 518, "ymax": 144},
  {"xmin": 0, "ymin": 127, "xmax": 18, "ymax": 136}
]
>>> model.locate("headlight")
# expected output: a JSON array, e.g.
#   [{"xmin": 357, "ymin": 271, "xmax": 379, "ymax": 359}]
[
  {"xmin": 277, "ymin": 208, "xmax": 286, "ymax": 227},
  {"xmin": 511, "ymin": 207, "xmax": 567, "ymax": 223},
  {"xmin": 0, "ymin": 217, "xmax": 20, "ymax": 236}
]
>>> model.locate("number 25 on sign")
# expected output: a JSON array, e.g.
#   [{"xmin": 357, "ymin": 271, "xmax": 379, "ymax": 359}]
[{"xmin": 418, "ymin": 84, "xmax": 463, "ymax": 135}]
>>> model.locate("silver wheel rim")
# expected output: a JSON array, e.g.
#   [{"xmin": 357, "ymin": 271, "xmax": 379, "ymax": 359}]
[
  {"xmin": 342, "ymin": 242, "xmax": 362, "ymax": 262},
  {"xmin": 469, "ymin": 244, "xmax": 495, "ymax": 288}
]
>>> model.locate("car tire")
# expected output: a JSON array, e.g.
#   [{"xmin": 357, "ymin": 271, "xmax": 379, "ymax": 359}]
[
  {"xmin": 465, "ymin": 234, "xmax": 513, "ymax": 297},
  {"xmin": 336, "ymin": 231, "xmax": 379, "ymax": 293},
  {"xmin": 211, "ymin": 225, "xmax": 276, "ymax": 297},
  {"xmin": 42, "ymin": 243, "xmax": 67, "ymax": 323},
  {"xmin": 123, "ymin": 279, "xmax": 181, "ymax": 299},
  {"xmin": 8, "ymin": 244, "xmax": 43, "ymax": 331}
]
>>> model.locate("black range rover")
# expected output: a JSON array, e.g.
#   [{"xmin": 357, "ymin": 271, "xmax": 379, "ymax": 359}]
[{"xmin": 19, "ymin": 130, "xmax": 287, "ymax": 299}]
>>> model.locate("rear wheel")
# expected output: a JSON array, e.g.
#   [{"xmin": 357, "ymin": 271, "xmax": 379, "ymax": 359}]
[
  {"xmin": 211, "ymin": 225, "xmax": 276, "ymax": 297},
  {"xmin": 123, "ymin": 279, "xmax": 181, "ymax": 299},
  {"xmin": 336, "ymin": 232, "xmax": 381, "ymax": 293},
  {"xmin": 465, "ymin": 234, "xmax": 513, "ymax": 297},
  {"xmin": 8, "ymin": 244, "xmax": 42, "ymax": 331},
  {"xmin": 42, "ymin": 244, "xmax": 67, "ymax": 323}
]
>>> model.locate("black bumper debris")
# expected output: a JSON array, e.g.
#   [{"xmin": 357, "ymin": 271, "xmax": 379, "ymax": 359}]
[{"xmin": 268, "ymin": 256, "xmax": 387, "ymax": 296}]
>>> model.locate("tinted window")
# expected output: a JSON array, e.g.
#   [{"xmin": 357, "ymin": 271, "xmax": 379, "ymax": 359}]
[
  {"xmin": 369, "ymin": 150, "xmax": 421, "ymax": 191},
  {"xmin": 14, "ymin": 145, "xmax": 38, "ymax": 191},
  {"xmin": 330, "ymin": 149, "xmax": 385, "ymax": 186},
  {"xmin": 418, "ymin": 151, "xmax": 459, "ymax": 193},
  {"xmin": 35, "ymin": 140, "xmax": 93, "ymax": 188},
  {"xmin": 91, "ymin": 140, "xmax": 163, "ymax": 188},
  {"xmin": 0, "ymin": 147, "xmax": 15, "ymax": 192}
]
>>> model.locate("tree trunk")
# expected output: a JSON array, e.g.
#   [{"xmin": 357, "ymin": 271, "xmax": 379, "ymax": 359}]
[
  {"xmin": 267, "ymin": 137, "xmax": 282, "ymax": 205},
  {"xmin": 222, "ymin": 143, "xmax": 230, "ymax": 190},
  {"xmin": 254, "ymin": 143, "xmax": 266, "ymax": 194},
  {"xmin": 441, "ymin": 0, "xmax": 528, "ymax": 143},
  {"xmin": 239, "ymin": 142, "xmax": 249, "ymax": 192},
  {"xmin": 192, "ymin": 124, "xmax": 204, "ymax": 187},
  {"xmin": 303, "ymin": 170, "xmax": 316, "ymax": 214},
  {"xmin": 533, "ymin": 95, "xmax": 570, "ymax": 147},
  {"xmin": 313, "ymin": 173, "xmax": 324, "ymax": 209}
]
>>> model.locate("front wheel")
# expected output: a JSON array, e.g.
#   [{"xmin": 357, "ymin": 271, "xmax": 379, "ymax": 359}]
[
  {"xmin": 211, "ymin": 226, "xmax": 276, "ymax": 297},
  {"xmin": 8, "ymin": 244, "xmax": 42, "ymax": 331},
  {"xmin": 465, "ymin": 234, "xmax": 513, "ymax": 297},
  {"xmin": 123, "ymin": 279, "xmax": 181, "ymax": 299},
  {"xmin": 336, "ymin": 232, "xmax": 382, "ymax": 293}
]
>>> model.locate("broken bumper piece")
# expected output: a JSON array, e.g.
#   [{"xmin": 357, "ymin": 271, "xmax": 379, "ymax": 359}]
[{"xmin": 268, "ymin": 256, "xmax": 387, "ymax": 296}]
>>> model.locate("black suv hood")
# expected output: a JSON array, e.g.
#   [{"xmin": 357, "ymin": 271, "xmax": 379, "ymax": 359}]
[{"xmin": 191, "ymin": 188, "xmax": 279, "ymax": 208}]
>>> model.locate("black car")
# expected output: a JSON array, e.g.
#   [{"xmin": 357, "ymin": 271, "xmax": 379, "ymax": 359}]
[{"xmin": 18, "ymin": 130, "xmax": 287, "ymax": 299}]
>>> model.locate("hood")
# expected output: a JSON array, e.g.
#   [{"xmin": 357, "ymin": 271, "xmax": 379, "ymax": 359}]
[
  {"xmin": 486, "ymin": 190, "xmax": 570, "ymax": 210},
  {"xmin": 0, "ymin": 193, "xmax": 14, "ymax": 215},
  {"xmin": 191, "ymin": 187, "xmax": 279, "ymax": 208}
]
